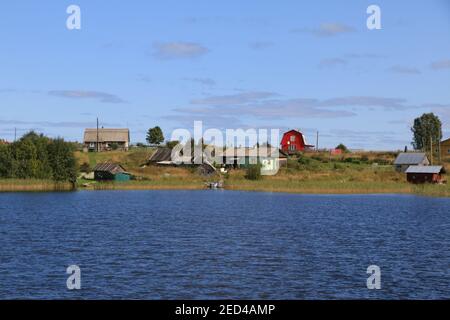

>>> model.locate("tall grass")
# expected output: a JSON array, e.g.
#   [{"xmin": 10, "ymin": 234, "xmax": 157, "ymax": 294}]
[{"xmin": 0, "ymin": 179, "xmax": 74, "ymax": 192}]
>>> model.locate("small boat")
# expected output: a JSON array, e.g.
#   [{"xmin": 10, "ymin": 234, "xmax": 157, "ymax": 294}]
[{"xmin": 206, "ymin": 181, "xmax": 223, "ymax": 189}]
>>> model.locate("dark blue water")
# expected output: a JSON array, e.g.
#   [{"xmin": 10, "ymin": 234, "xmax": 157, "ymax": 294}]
[{"xmin": 0, "ymin": 190, "xmax": 449, "ymax": 299}]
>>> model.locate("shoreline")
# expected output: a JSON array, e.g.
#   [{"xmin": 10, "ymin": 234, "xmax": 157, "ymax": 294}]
[{"xmin": 1, "ymin": 179, "xmax": 448, "ymax": 197}]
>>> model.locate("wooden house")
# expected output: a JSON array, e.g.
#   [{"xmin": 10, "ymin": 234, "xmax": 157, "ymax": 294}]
[
  {"xmin": 393, "ymin": 152, "xmax": 429, "ymax": 173},
  {"xmin": 405, "ymin": 166, "xmax": 445, "ymax": 184},
  {"xmin": 440, "ymin": 138, "xmax": 450, "ymax": 159},
  {"xmin": 83, "ymin": 128, "xmax": 130, "ymax": 152},
  {"xmin": 220, "ymin": 147, "xmax": 287, "ymax": 172},
  {"xmin": 280, "ymin": 129, "xmax": 314, "ymax": 154},
  {"xmin": 93, "ymin": 162, "xmax": 131, "ymax": 181}
]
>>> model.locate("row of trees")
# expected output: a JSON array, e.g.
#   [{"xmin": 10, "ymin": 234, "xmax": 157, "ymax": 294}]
[{"xmin": 0, "ymin": 131, "xmax": 77, "ymax": 182}]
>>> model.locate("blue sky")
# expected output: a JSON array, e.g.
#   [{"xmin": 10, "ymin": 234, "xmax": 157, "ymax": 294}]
[{"xmin": 0, "ymin": 0, "xmax": 449, "ymax": 150}]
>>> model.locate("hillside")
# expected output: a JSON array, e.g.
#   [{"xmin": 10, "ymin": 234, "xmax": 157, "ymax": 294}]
[{"xmin": 73, "ymin": 148, "xmax": 450, "ymax": 196}]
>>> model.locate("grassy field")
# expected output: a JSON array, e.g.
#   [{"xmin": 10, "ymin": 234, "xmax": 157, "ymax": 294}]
[{"xmin": 1, "ymin": 148, "xmax": 449, "ymax": 196}]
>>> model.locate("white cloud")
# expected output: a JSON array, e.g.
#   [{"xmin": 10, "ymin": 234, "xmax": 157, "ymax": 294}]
[
  {"xmin": 152, "ymin": 42, "xmax": 209, "ymax": 60},
  {"xmin": 292, "ymin": 23, "xmax": 355, "ymax": 37},
  {"xmin": 388, "ymin": 65, "xmax": 421, "ymax": 75},
  {"xmin": 48, "ymin": 90, "xmax": 125, "ymax": 103},
  {"xmin": 430, "ymin": 59, "xmax": 450, "ymax": 70}
]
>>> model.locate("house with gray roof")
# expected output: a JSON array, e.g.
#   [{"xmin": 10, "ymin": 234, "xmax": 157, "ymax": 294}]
[
  {"xmin": 93, "ymin": 162, "xmax": 131, "ymax": 181},
  {"xmin": 83, "ymin": 128, "xmax": 130, "ymax": 152},
  {"xmin": 393, "ymin": 152, "xmax": 429, "ymax": 172}
]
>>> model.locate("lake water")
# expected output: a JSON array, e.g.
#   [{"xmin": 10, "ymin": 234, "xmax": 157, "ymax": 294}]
[{"xmin": 0, "ymin": 190, "xmax": 449, "ymax": 299}]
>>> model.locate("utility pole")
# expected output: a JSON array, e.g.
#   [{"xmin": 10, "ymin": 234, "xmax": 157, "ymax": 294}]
[
  {"xmin": 430, "ymin": 135, "xmax": 433, "ymax": 165},
  {"xmin": 96, "ymin": 117, "xmax": 99, "ymax": 153},
  {"xmin": 316, "ymin": 131, "xmax": 319, "ymax": 152},
  {"xmin": 14, "ymin": 127, "xmax": 17, "ymax": 142},
  {"xmin": 438, "ymin": 136, "xmax": 442, "ymax": 164}
]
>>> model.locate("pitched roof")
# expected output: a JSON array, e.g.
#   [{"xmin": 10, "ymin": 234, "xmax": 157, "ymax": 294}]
[
  {"xmin": 441, "ymin": 137, "xmax": 450, "ymax": 144},
  {"xmin": 394, "ymin": 152, "xmax": 428, "ymax": 165},
  {"xmin": 83, "ymin": 128, "xmax": 130, "ymax": 143},
  {"xmin": 148, "ymin": 148, "xmax": 172, "ymax": 162},
  {"xmin": 221, "ymin": 147, "xmax": 287, "ymax": 158},
  {"xmin": 93, "ymin": 162, "xmax": 126, "ymax": 174},
  {"xmin": 405, "ymin": 165, "xmax": 444, "ymax": 174}
]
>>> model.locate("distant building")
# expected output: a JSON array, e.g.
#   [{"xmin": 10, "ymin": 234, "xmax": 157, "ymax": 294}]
[
  {"xmin": 280, "ymin": 129, "xmax": 314, "ymax": 154},
  {"xmin": 405, "ymin": 166, "xmax": 445, "ymax": 184},
  {"xmin": 147, "ymin": 147, "xmax": 173, "ymax": 165},
  {"xmin": 393, "ymin": 152, "xmax": 429, "ymax": 173},
  {"xmin": 440, "ymin": 138, "xmax": 450, "ymax": 159},
  {"xmin": 83, "ymin": 128, "xmax": 130, "ymax": 152},
  {"xmin": 93, "ymin": 162, "xmax": 131, "ymax": 181},
  {"xmin": 220, "ymin": 147, "xmax": 288, "ymax": 172},
  {"xmin": 148, "ymin": 146, "xmax": 286, "ymax": 174},
  {"xmin": 0, "ymin": 139, "xmax": 9, "ymax": 145}
]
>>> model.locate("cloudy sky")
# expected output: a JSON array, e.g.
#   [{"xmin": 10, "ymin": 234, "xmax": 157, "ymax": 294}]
[{"xmin": 1, "ymin": 0, "xmax": 449, "ymax": 150}]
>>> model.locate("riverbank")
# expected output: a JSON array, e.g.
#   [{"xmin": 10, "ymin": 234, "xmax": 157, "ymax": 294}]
[
  {"xmin": 1, "ymin": 149, "xmax": 449, "ymax": 196},
  {"xmin": 1, "ymin": 177, "xmax": 449, "ymax": 197},
  {"xmin": 0, "ymin": 179, "xmax": 74, "ymax": 192}
]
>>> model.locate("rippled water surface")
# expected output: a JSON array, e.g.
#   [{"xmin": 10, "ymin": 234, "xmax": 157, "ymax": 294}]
[{"xmin": 0, "ymin": 190, "xmax": 449, "ymax": 299}]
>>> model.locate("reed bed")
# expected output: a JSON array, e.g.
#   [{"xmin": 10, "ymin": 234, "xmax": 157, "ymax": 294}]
[{"xmin": 0, "ymin": 179, "xmax": 74, "ymax": 192}]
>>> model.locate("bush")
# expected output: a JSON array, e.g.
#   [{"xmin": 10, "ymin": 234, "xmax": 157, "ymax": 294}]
[
  {"xmin": 80, "ymin": 162, "xmax": 91, "ymax": 173},
  {"xmin": 165, "ymin": 140, "xmax": 180, "ymax": 149},
  {"xmin": 110, "ymin": 143, "xmax": 119, "ymax": 150},
  {"xmin": 297, "ymin": 157, "xmax": 311, "ymax": 165},
  {"xmin": 336, "ymin": 143, "xmax": 349, "ymax": 153},
  {"xmin": 245, "ymin": 164, "xmax": 262, "ymax": 180}
]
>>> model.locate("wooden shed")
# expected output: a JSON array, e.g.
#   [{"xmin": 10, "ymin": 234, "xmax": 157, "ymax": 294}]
[
  {"xmin": 394, "ymin": 152, "xmax": 429, "ymax": 173},
  {"xmin": 93, "ymin": 162, "xmax": 131, "ymax": 181},
  {"xmin": 405, "ymin": 165, "xmax": 445, "ymax": 184},
  {"xmin": 147, "ymin": 147, "xmax": 174, "ymax": 165}
]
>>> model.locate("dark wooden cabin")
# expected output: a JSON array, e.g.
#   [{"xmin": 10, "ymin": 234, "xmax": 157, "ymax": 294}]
[{"xmin": 405, "ymin": 165, "xmax": 445, "ymax": 184}]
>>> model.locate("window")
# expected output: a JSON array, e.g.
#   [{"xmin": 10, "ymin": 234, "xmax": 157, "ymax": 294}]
[
  {"xmin": 448, "ymin": 149, "xmax": 450, "ymax": 154},
  {"xmin": 290, "ymin": 135, "xmax": 296, "ymax": 142}
]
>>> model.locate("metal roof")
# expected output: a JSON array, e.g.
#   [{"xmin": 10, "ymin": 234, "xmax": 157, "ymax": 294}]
[
  {"xmin": 405, "ymin": 165, "xmax": 443, "ymax": 174},
  {"xmin": 148, "ymin": 148, "xmax": 172, "ymax": 162},
  {"xmin": 394, "ymin": 152, "xmax": 428, "ymax": 165},
  {"xmin": 84, "ymin": 128, "xmax": 130, "ymax": 143}
]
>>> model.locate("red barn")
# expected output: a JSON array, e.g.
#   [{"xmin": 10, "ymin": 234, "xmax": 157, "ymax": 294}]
[{"xmin": 280, "ymin": 129, "xmax": 314, "ymax": 154}]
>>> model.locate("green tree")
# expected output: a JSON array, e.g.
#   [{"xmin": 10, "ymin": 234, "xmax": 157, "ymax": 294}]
[
  {"xmin": 0, "ymin": 144, "xmax": 14, "ymax": 178},
  {"xmin": 20, "ymin": 131, "xmax": 52, "ymax": 179},
  {"xmin": 411, "ymin": 113, "xmax": 442, "ymax": 152},
  {"xmin": 165, "ymin": 140, "xmax": 180, "ymax": 149},
  {"xmin": 13, "ymin": 138, "xmax": 39, "ymax": 179},
  {"xmin": 47, "ymin": 138, "xmax": 77, "ymax": 182},
  {"xmin": 146, "ymin": 126, "xmax": 164, "ymax": 146},
  {"xmin": 335, "ymin": 143, "xmax": 349, "ymax": 153}
]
